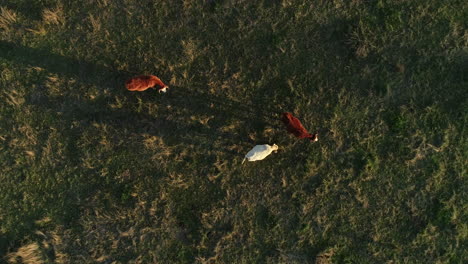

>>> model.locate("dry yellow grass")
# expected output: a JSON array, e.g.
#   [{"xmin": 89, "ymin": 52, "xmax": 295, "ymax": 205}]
[
  {"xmin": 0, "ymin": 7, "xmax": 17, "ymax": 31},
  {"xmin": 42, "ymin": 5, "xmax": 64, "ymax": 26},
  {"xmin": 7, "ymin": 243, "xmax": 43, "ymax": 264}
]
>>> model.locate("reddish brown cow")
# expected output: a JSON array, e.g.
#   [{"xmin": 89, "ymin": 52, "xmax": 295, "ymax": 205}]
[
  {"xmin": 125, "ymin": 75, "xmax": 169, "ymax": 93},
  {"xmin": 281, "ymin": 112, "xmax": 318, "ymax": 141}
]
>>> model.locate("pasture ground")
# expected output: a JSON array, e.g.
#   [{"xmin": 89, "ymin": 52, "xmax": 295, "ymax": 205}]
[{"xmin": 0, "ymin": 0, "xmax": 466, "ymax": 263}]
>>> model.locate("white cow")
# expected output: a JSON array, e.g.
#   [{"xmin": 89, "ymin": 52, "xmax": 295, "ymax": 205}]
[{"xmin": 242, "ymin": 144, "xmax": 278, "ymax": 164}]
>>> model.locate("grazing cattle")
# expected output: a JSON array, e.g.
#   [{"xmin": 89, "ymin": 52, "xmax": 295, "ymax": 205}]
[
  {"xmin": 125, "ymin": 75, "xmax": 169, "ymax": 93},
  {"xmin": 281, "ymin": 112, "xmax": 318, "ymax": 141},
  {"xmin": 242, "ymin": 144, "xmax": 278, "ymax": 164}
]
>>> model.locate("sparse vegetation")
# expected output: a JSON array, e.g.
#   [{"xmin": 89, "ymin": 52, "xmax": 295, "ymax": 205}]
[{"xmin": 0, "ymin": 0, "xmax": 466, "ymax": 263}]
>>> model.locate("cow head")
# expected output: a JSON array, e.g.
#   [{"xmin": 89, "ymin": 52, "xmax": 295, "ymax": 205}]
[
  {"xmin": 272, "ymin": 144, "xmax": 279, "ymax": 153},
  {"xmin": 309, "ymin": 133, "xmax": 318, "ymax": 142},
  {"xmin": 158, "ymin": 85, "xmax": 169, "ymax": 93}
]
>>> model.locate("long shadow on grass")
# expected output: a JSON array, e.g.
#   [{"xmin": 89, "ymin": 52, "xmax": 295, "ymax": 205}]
[
  {"xmin": 0, "ymin": 40, "xmax": 279, "ymax": 124},
  {"xmin": 0, "ymin": 40, "xmax": 132, "ymax": 86}
]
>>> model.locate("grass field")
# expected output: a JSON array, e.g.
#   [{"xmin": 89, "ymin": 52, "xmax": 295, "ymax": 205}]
[{"xmin": 0, "ymin": 0, "xmax": 467, "ymax": 263}]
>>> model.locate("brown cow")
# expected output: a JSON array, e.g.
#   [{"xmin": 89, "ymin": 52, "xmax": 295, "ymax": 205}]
[
  {"xmin": 125, "ymin": 75, "xmax": 169, "ymax": 93},
  {"xmin": 281, "ymin": 112, "xmax": 318, "ymax": 141}
]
